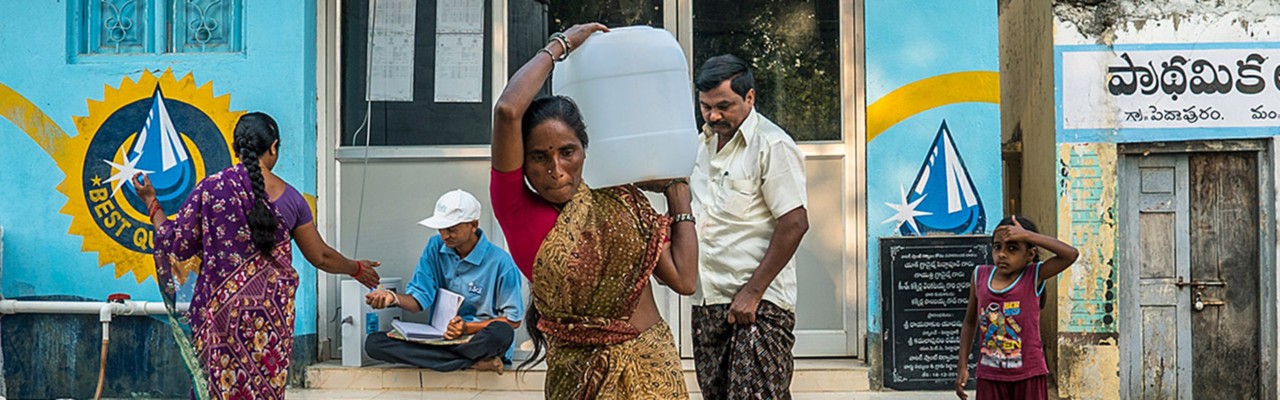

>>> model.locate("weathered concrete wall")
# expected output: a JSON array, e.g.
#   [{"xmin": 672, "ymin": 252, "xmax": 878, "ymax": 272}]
[
  {"xmin": 1052, "ymin": 1, "xmax": 1280, "ymax": 399},
  {"xmin": 1054, "ymin": 142, "xmax": 1120, "ymax": 400},
  {"xmin": 999, "ymin": 0, "xmax": 1059, "ymax": 386},
  {"xmin": 1056, "ymin": 0, "xmax": 1280, "ymax": 45},
  {"xmin": 1057, "ymin": 333, "xmax": 1121, "ymax": 400}
]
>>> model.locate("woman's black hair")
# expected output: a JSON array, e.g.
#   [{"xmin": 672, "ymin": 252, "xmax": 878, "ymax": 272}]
[
  {"xmin": 516, "ymin": 303, "xmax": 546, "ymax": 373},
  {"xmin": 234, "ymin": 112, "xmax": 280, "ymax": 256},
  {"xmin": 522, "ymin": 95, "xmax": 589, "ymax": 149}
]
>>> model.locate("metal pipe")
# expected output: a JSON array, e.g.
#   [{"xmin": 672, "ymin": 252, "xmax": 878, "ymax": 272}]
[
  {"xmin": 0, "ymin": 300, "xmax": 188, "ymax": 315},
  {"xmin": 94, "ymin": 321, "xmax": 108, "ymax": 400},
  {"xmin": 0, "ymin": 299, "xmax": 191, "ymax": 399}
]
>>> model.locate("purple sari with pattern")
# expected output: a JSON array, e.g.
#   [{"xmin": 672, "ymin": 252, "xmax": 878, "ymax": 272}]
[{"xmin": 153, "ymin": 164, "xmax": 312, "ymax": 400}]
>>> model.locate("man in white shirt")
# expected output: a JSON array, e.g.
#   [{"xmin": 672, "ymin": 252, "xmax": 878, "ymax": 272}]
[{"xmin": 690, "ymin": 54, "xmax": 810, "ymax": 399}]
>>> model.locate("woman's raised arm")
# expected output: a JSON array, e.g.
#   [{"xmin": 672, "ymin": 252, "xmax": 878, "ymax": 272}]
[{"xmin": 491, "ymin": 23, "xmax": 608, "ymax": 172}]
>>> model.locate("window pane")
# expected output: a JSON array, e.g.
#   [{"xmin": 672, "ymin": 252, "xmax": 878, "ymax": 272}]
[
  {"xmin": 169, "ymin": 0, "xmax": 244, "ymax": 53},
  {"xmin": 83, "ymin": 0, "xmax": 150, "ymax": 55},
  {"xmin": 694, "ymin": 0, "xmax": 841, "ymax": 141},
  {"xmin": 340, "ymin": 0, "xmax": 494, "ymax": 146},
  {"xmin": 548, "ymin": 0, "xmax": 663, "ymax": 34}
]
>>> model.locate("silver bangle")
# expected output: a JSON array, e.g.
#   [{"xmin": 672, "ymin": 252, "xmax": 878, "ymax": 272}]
[
  {"xmin": 551, "ymin": 38, "xmax": 570, "ymax": 61},
  {"xmin": 548, "ymin": 33, "xmax": 571, "ymax": 61},
  {"xmin": 550, "ymin": 32, "xmax": 572, "ymax": 53},
  {"xmin": 538, "ymin": 48, "xmax": 556, "ymax": 61}
]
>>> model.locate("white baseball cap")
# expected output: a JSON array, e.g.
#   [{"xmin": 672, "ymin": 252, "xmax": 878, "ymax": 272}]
[{"xmin": 417, "ymin": 189, "xmax": 482, "ymax": 229}]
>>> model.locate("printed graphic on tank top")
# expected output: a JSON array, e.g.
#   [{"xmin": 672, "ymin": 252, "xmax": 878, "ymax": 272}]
[
  {"xmin": 979, "ymin": 300, "xmax": 1024, "ymax": 369},
  {"xmin": 973, "ymin": 262, "xmax": 1048, "ymax": 381}
]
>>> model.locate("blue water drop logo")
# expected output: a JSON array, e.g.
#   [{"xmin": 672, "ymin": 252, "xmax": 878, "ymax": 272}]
[
  {"xmin": 883, "ymin": 120, "xmax": 986, "ymax": 236},
  {"xmin": 123, "ymin": 88, "xmax": 199, "ymax": 206}
]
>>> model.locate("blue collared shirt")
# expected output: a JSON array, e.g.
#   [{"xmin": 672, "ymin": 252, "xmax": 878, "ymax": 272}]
[{"xmin": 405, "ymin": 230, "xmax": 525, "ymax": 359}]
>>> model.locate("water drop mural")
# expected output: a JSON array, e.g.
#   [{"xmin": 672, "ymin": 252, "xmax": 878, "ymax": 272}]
[{"xmin": 883, "ymin": 120, "xmax": 986, "ymax": 236}]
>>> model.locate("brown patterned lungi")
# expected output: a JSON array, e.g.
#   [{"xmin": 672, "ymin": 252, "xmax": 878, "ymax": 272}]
[{"xmin": 691, "ymin": 300, "xmax": 797, "ymax": 400}]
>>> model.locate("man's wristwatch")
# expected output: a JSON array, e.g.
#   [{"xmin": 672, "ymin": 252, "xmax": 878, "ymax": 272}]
[{"xmin": 672, "ymin": 213, "xmax": 696, "ymax": 225}]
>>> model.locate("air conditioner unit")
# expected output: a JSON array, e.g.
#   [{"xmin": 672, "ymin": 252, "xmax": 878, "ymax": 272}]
[{"xmin": 340, "ymin": 277, "xmax": 402, "ymax": 367}]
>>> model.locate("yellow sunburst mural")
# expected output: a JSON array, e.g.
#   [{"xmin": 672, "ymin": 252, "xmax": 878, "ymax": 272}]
[{"xmin": 1, "ymin": 69, "xmax": 243, "ymax": 282}]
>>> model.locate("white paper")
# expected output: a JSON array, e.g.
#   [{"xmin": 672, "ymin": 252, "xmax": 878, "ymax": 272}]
[
  {"xmin": 392, "ymin": 319, "xmax": 444, "ymax": 339},
  {"xmin": 391, "ymin": 288, "xmax": 464, "ymax": 339},
  {"xmin": 434, "ymin": 33, "xmax": 484, "ymax": 102},
  {"xmin": 430, "ymin": 287, "xmax": 465, "ymax": 329},
  {"xmin": 366, "ymin": 0, "xmax": 417, "ymax": 102},
  {"xmin": 436, "ymin": 0, "xmax": 483, "ymax": 34}
]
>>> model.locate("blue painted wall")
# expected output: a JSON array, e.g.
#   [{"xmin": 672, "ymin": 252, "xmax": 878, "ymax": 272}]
[
  {"xmin": 865, "ymin": 0, "xmax": 1002, "ymax": 337},
  {"xmin": 0, "ymin": 1, "xmax": 317, "ymax": 396}
]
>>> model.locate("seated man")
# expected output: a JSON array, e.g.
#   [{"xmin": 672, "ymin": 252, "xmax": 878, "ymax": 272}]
[{"xmin": 364, "ymin": 189, "xmax": 524, "ymax": 373}]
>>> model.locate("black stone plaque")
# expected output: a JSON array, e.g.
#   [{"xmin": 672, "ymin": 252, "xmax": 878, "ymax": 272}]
[{"xmin": 881, "ymin": 235, "xmax": 990, "ymax": 391}]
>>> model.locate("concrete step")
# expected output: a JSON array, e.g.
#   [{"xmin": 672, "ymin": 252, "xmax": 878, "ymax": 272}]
[{"xmin": 306, "ymin": 359, "xmax": 871, "ymax": 393}]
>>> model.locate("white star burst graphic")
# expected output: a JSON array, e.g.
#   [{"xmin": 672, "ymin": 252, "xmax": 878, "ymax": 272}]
[
  {"xmin": 102, "ymin": 156, "xmax": 154, "ymax": 196},
  {"xmin": 883, "ymin": 184, "xmax": 932, "ymax": 234}
]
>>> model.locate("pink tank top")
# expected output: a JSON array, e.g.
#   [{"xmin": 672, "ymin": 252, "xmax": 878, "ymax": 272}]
[{"xmin": 973, "ymin": 262, "xmax": 1048, "ymax": 381}]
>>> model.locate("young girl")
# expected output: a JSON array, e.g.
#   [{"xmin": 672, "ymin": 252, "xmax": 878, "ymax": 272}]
[{"xmin": 956, "ymin": 215, "xmax": 1079, "ymax": 400}]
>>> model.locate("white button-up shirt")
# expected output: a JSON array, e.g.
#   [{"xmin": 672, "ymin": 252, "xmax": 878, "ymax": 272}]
[{"xmin": 691, "ymin": 109, "xmax": 807, "ymax": 311}]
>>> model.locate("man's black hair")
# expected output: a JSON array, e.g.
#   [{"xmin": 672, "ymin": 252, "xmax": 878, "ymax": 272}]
[{"xmin": 695, "ymin": 54, "xmax": 754, "ymax": 99}]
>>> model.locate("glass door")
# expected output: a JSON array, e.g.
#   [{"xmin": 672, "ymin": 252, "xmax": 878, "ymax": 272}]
[
  {"xmin": 679, "ymin": 0, "xmax": 859, "ymax": 357},
  {"xmin": 544, "ymin": 0, "xmax": 862, "ymax": 358}
]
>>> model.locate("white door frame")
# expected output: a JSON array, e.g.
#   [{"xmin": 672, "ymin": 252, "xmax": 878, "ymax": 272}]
[
  {"xmin": 316, "ymin": 0, "xmax": 340, "ymax": 360},
  {"xmin": 667, "ymin": 0, "xmax": 867, "ymax": 358}
]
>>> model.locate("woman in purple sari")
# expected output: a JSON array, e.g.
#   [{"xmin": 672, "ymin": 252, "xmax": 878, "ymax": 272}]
[{"xmin": 132, "ymin": 112, "xmax": 381, "ymax": 399}]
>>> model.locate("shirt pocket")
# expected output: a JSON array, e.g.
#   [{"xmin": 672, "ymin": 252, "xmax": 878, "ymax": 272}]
[{"xmin": 720, "ymin": 178, "xmax": 758, "ymax": 216}]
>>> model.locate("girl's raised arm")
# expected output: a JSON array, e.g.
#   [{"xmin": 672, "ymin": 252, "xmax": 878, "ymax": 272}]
[{"xmin": 995, "ymin": 216, "xmax": 1080, "ymax": 286}]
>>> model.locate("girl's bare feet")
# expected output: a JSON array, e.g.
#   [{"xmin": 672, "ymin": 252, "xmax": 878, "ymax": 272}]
[{"xmin": 473, "ymin": 356, "xmax": 504, "ymax": 375}]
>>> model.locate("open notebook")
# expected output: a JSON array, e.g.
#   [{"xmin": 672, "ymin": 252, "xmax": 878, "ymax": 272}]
[{"xmin": 391, "ymin": 288, "xmax": 465, "ymax": 340}]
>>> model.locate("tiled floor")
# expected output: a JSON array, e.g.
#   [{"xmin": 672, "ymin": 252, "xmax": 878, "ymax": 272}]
[
  {"xmin": 307, "ymin": 359, "xmax": 871, "ymax": 392},
  {"xmin": 285, "ymin": 389, "xmax": 969, "ymax": 399}
]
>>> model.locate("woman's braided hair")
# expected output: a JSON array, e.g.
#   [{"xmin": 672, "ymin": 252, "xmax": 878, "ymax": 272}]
[{"xmin": 233, "ymin": 112, "xmax": 280, "ymax": 255}]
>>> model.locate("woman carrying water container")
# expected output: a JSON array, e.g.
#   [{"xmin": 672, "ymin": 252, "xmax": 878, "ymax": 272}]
[{"xmin": 489, "ymin": 22, "xmax": 700, "ymax": 399}]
